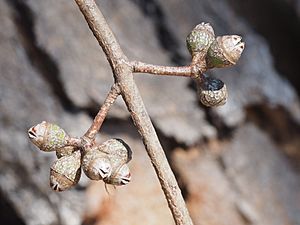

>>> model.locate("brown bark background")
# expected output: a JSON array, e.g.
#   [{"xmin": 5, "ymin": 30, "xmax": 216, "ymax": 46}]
[{"xmin": 1, "ymin": 0, "xmax": 300, "ymax": 224}]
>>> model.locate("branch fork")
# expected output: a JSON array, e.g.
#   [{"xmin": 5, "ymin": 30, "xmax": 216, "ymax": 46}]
[{"xmin": 27, "ymin": 1, "xmax": 245, "ymax": 225}]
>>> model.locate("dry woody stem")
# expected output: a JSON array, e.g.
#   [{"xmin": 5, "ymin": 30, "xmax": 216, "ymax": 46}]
[
  {"xmin": 74, "ymin": 0, "xmax": 193, "ymax": 224},
  {"xmin": 132, "ymin": 61, "xmax": 193, "ymax": 77},
  {"xmin": 84, "ymin": 84, "xmax": 121, "ymax": 140}
]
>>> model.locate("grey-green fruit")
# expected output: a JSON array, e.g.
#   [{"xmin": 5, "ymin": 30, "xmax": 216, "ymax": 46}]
[
  {"xmin": 97, "ymin": 138, "xmax": 132, "ymax": 167},
  {"xmin": 82, "ymin": 149, "xmax": 112, "ymax": 180},
  {"xmin": 186, "ymin": 22, "xmax": 215, "ymax": 56},
  {"xmin": 206, "ymin": 35, "xmax": 245, "ymax": 68},
  {"xmin": 83, "ymin": 139, "xmax": 132, "ymax": 185},
  {"xmin": 50, "ymin": 150, "xmax": 81, "ymax": 192},
  {"xmin": 28, "ymin": 121, "xmax": 68, "ymax": 152},
  {"xmin": 104, "ymin": 164, "xmax": 131, "ymax": 186}
]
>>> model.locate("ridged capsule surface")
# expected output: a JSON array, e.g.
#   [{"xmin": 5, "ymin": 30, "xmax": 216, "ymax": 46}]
[
  {"xmin": 186, "ymin": 22, "xmax": 215, "ymax": 56},
  {"xmin": 97, "ymin": 138, "xmax": 132, "ymax": 169},
  {"xmin": 82, "ymin": 149, "xmax": 112, "ymax": 180},
  {"xmin": 83, "ymin": 139, "xmax": 132, "ymax": 185},
  {"xmin": 197, "ymin": 76, "xmax": 228, "ymax": 107},
  {"xmin": 50, "ymin": 150, "xmax": 81, "ymax": 191},
  {"xmin": 206, "ymin": 35, "xmax": 245, "ymax": 68},
  {"xmin": 104, "ymin": 164, "xmax": 131, "ymax": 186},
  {"xmin": 28, "ymin": 121, "xmax": 68, "ymax": 152}
]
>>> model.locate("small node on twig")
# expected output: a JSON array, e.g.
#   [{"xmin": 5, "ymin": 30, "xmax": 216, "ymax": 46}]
[
  {"xmin": 56, "ymin": 146, "xmax": 77, "ymax": 158},
  {"xmin": 50, "ymin": 150, "xmax": 82, "ymax": 192}
]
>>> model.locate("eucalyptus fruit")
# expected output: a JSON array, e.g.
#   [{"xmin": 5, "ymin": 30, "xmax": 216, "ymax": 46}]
[
  {"xmin": 197, "ymin": 75, "xmax": 228, "ymax": 107},
  {"xmin": 104, "ymin": 164, "xmax": 131, "ymax": 186},
  {"xmin": 28, "ymin": 121, "xmax": 68, "ymax": 152},
  {"xmin": 186, "ymin": 22, "xmax": 215, "ymax": 56},
  {"xmin": 82, "ymin": 138, "xmax": 132, "ymax": 185},
  {"xmin": 206, "ymin": 35, "xmax": 245, "ymax": 68},
  {"xmin": 82, "ymin": 149, "xmax": 112, "ymax": 180},
  {"xmin": 50, "ymin": 150, "xmax": 81, "ymax": 192},
  {"xmin": 99, "ymin": 139, "xmax": 132, "ymax": 186},
  {"xmin": 98, "ymin": 138, "xmax": 132, "ymax": 164}
]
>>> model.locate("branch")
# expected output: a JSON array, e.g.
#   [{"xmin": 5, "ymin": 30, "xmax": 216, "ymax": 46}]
[
  {"xmin": 74, "ymin": 0, "xmax": 193, "ymax": 224},
  {"xmin": 84, "ymin": 84, "xmax": 121, "ymax": 140},
  {"xmin": 132, "ymin": 61, "xmax": 192, "ymax": 77}
]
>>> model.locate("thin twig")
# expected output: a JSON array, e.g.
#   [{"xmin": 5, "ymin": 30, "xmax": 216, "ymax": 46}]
[
  {"xmin": 84, "ymin": 84, "xmax": 121, "ymax": 140},
  {"xmin": 190, "ymin": 52, "xmax": 208, "ymax": 78},
  {"xmin": 132, "ymin": 61, "xmax": 192, "ymax": 77},
  {"xmin": 74, "ymin": 0, "xmax": 193, "ymax": 224}
]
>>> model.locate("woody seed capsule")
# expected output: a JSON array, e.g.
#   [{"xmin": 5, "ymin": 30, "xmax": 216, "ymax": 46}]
[
  {"xmin": 28, "ymin": 121, "xmax": 68, "ymax": 152},
  {"xmin": 97, "ymin": 138, "xmax": 132, "ymax": 166},
  {"xmin": 83, "ymin": 138, "xmax": 132, "ymax": 185},
  {"xmin": 186, "ymin": 22, "xmax": 215, "ymax": 56},
  {"xmin": 82, "ymin": 149, "xmax": 112, "ymax": 180},
  {"xmin": 50, "ymin": 150, "xmax": 81, "ymax": 192},
  {"xmin": 104, "ymin": 164, "xmax": 131, "ymax": 186},
  {"xmin": 197, "ymin": 75, "xmax": 228, "ymax": 107},
  {"xmin": 206, "ymin": 35, "xmax": 245, "ymax": 68}
]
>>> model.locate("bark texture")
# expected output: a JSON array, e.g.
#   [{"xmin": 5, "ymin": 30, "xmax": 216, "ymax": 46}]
[{"xmin": 1, "ymin": 0, "xmax": 300, "ymax": 224}]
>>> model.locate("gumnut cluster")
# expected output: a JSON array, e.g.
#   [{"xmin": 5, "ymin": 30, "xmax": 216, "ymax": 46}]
[
  {"xmin": 28, "ymin": 121, "xmax": 132, "ymax": 192},
  {"xmin": 186, "ymin": 22, "xmax": 245, "ymax": 107}
]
